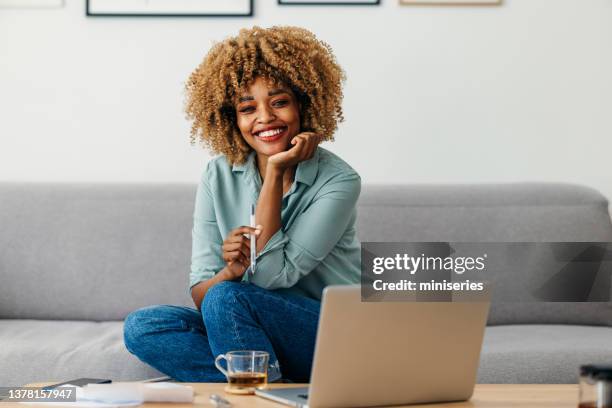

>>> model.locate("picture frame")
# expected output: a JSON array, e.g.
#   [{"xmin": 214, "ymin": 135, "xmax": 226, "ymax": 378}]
[
  {"xmin": 278, "ymin": 0, "xmax": 379, "ymax": 5},
  {"xmin": 0, "ymin": 0, "xmax": 63, "ymax": 7},
  {"xmin": 86, "ymin": 0, "xmax": 253, "ymax": 17},
  {"xmin": 400, "ymin": 0, "xmax": 500, "ymax": 4}
]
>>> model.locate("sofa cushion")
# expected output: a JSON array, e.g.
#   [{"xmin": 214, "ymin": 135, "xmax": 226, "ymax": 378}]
[
  {"xmin": 2, "ymin": 320, "xmax": 610, "ymax": 385},
  {"xmin": 0, "ymin": 319, "xmax": 162, "ymax": 387},
  {"xmin": 478, "ymin": 325, "xmax": 612, "ymax": 383}
]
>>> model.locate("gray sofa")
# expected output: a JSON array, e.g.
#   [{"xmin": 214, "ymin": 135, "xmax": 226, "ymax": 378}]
[{"xmin": 1, "ymin": 182, "xmax": 612, "ymax": 387}]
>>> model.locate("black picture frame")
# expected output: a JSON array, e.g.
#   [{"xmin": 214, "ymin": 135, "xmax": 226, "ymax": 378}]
[
  {"xmin": 86, "ymin": 0, "xmax": 253, "ymax": 17},
  {"xmin": 278, "ymin": 0, "xmax": 379, "ymax": 4}
]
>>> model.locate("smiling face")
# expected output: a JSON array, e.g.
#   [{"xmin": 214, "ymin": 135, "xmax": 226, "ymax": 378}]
[{"xmin": 235, "ymin": 76, "xmax": 301, "ymax": 159}]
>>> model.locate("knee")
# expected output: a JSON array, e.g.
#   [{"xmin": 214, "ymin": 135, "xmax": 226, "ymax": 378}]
[
  {"xmin": 123, "ymin": 305, "xmax": 183, "ymax": 356},
  {"xmin": 123, "ymin": 306, "xmax": 156, "ymax": 355},
  {"xmin": 202, "ymin": 281, "xmax": 248, "ymax": 324}
]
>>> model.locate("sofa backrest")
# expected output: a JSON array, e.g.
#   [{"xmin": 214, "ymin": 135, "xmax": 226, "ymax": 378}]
[
  {"xmin": 0, "ymin": 183, "xmax": 195, "ymax": 321},
  {"xmin": 1, "ymin": 182, "xmax": 611, "ymax": 324},
  {"xmin": 357, "ymin": 183, "xmax": 612, "ymax": 325}
]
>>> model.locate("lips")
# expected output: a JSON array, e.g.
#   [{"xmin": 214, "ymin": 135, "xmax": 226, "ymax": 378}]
[{"xmin": 253, "ymin": 126, "xmax": 287, "ymax": 142}]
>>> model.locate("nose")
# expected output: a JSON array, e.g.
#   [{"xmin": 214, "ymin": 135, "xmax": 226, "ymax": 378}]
[{"xmin": 256, "ymin": 105, "xmax": 276, "ymax": 123}]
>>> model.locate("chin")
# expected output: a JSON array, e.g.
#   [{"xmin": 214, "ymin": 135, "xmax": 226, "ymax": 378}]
[
  {"xmin": 253, "ymin": 137, "xmax": 291, "ymax": 156},
  {"xmin": 255, "ymin": 145, "xmax": 286, "ymax": 157}
]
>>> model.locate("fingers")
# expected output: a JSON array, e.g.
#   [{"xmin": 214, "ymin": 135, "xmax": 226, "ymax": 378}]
[
  {"xmin": 290, "ymin": 132, "xmax": 320, "ymax": 161},
  {"xmin": 222, "ymin": 240, "xmax": 250, "ymax": 259},
  {"xmin": 268, "ymin": 132, "xmax": 321, "ymax": 170},
  {"xmin": 223, "ymin": 225, "xmax": 262, "ymax": 268},
  {"xmin": 224, "ymin": 250, "xmax": 249, "ymax": 268},
  {"xmin": 230, "ymin": 225, "xmax": 261, "ymax": 237},
  {"xmin": 289, "ymin": 134, "xmax": 308, "ymax": 159}
]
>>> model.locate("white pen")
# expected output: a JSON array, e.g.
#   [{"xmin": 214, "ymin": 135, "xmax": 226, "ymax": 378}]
[
  {"xmin": 210, "ymin": 394, "xmax": 232, "ymax": 407},
  {"xmin": 250, "ymin": 204, "xmax": 256, "ymax": 276}
]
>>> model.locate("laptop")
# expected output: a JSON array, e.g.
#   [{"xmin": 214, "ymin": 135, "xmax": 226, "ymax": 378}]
[{"xmin": 255, "ymin": 285, "xmax": 490, "ymax": 408}]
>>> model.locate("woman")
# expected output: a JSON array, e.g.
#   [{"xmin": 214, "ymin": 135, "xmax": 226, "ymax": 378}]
[{"xmin": 123, "ymin": 26, "xmax": 361, "ymax": 383}]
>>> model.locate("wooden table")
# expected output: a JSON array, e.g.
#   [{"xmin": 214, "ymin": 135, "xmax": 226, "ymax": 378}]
[{"xmin": 6, "ymin": 383, "xmax": 579, "ymax": 408}]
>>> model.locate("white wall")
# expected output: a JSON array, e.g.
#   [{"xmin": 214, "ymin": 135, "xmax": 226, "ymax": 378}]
[{"xmin": 1, "ymin": 0, "xmax": 611, "ymax": 200}]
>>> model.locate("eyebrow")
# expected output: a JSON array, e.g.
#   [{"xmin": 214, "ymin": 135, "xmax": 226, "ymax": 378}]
[{"xmin": 238, "ymin": 88, "xmax": 290, "ymax": 103}]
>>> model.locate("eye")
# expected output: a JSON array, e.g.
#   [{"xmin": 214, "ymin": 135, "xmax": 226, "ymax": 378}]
[
  {"xmin": 273, "ymin": 99, "xmax": 289, "ymax": 107},
  {"xmin": 239, "ymin": 106, "xmax": 255, "ymax": 114}
]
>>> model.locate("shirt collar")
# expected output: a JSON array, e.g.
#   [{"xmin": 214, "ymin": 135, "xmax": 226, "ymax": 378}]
[
  {"xmin": 232, "ymin": 148, "xmax": 319, "ymax": 187},
  {"xmin": 231, "ymin": 151, "xmax": 255, "ymax": 173}
]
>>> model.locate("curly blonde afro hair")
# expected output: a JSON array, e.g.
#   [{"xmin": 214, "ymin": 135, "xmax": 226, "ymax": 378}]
[{"xmin": 185, "ymin": 25, "xmax": 346, "ymax": 165}]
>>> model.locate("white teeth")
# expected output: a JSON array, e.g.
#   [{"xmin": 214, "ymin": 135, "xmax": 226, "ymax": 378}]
[{"xmin": 257, "ymin": 128, "xmax": 284, "ymax": 138}]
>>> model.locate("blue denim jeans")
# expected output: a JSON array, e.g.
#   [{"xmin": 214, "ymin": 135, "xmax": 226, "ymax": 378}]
[{"xmin": 123, "ymin": 281, "xmax": 321, "ymax": 382}]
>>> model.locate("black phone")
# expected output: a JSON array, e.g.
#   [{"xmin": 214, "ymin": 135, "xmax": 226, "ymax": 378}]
[{"xmin": 42, "ymin": 378, "xmax": 112, "ymax": 390}]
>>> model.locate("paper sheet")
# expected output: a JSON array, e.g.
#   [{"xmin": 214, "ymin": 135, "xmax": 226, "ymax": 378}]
[{"xmin": 19, "ymin": 382, "xmax": 193, "ymax": 407}]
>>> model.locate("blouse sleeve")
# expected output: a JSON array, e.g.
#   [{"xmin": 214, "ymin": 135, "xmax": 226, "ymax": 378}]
[
  {"xmin": 189, "ymin": 162, "xmax": 225, "ymax": 290},
  {"xmin": 248, "ymin": 172, "xmax": 361, "ymax": 290}
]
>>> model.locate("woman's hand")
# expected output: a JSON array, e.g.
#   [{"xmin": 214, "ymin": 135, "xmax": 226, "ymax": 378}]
[
  {"xmin": 222, "ymin": 226, "xmax": 261, "ymax": 279},
  {"xmin": 267, "ymin": 132, "xmax": 322, "ymax": 172}
]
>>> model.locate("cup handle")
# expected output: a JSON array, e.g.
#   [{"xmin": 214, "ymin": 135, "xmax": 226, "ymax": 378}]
[{"xmin": 214, "ymin": 354, "xmax": 229, "ymax": 377}]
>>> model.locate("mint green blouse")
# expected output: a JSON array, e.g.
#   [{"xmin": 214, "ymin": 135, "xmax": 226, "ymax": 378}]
[{"xmin": 190, "ymin": 147, "xmax": 361, "ymax": 300}]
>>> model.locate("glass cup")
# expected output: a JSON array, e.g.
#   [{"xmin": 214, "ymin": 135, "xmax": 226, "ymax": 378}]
[
  {"xmin": 214, "ymin": 350, "xmax": 269, "ymax": 394},
  {"xmin": 579, "ymin": 365, "xmax": 612, "ymax": 408}
]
